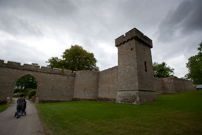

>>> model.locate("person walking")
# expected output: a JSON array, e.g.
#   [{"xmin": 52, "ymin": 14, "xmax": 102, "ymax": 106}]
[{"xmin": 16, "ymin": 94, "xmax": 26, "ymax": 118}]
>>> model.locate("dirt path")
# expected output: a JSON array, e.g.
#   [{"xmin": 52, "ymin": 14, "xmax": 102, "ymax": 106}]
[{"xmin": 0, "ymin": 98, "xmax": 44, "ymax": 135}]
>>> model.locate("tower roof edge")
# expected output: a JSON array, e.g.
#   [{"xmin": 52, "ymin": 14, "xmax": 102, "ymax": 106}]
[{"xmin": 115, "ymin": 28, "xmax": 152, "ymax": 48}]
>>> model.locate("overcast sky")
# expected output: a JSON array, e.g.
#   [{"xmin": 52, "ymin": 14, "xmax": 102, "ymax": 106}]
[{"xmin": 0, "ymin": 0, "xmax": 202, "ymax": 78}]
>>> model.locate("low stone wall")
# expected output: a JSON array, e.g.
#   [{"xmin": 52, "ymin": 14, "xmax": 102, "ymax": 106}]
[
  {"xmin": 154, "ymin": 77, "xmax": 194, "ymax": 95},
  {"xmin": 98, "ymin": 66, "xmax": 118, "ymax": 100}
]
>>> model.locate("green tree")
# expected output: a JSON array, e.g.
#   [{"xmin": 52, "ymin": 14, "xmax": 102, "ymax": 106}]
[
  {"xmin": 31, "ymin": 63, "xmax": 39, "ymax": 66},
  {"xmin": 16, "ymin": 74, "xmax": 37, "ymax": 90},
  {"xmin": 153, "ymin": 62, "xmax": 174, "ymax": 78},
  {"xmin": 186, "ymin": 42, "xmax": 202, "ymax": 84},
  {"xmin": 46, "ymin": 57, "xmax": 63, "ymax": 69},
  {"xmin": 47, "ymin": 45, "xmax": 99, "ymax": 72}
]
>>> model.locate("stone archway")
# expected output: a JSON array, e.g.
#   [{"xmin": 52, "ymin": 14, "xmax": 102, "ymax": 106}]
[
  {"xmin": 13, "ymin": 74, "xmax": 38, "ymax": 100},
  {"xmin": 0, "ymin": 61, "xmax": 74, "ymax": 104},
  {"xmin": 0, "ymin": 70, "xmax": 40, "ymax": 104}
]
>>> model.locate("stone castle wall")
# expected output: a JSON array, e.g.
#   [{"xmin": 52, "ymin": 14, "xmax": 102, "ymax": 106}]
[
  {"xmin": 154, "ymin": 77, "xmax": 194, "ymax": 95},
  {"xmin": 0, "ymin": 60, "xmax": 120, "ymax": 103},
  {"xmin": 154, "ymin": 78, "xmax": 164, "ymax": 95},
  {"xmin": 0, "ymin": 60, "xmax": 194, "ymax": 104},
  {"xmin": 0, "ymin": 28, "xmax": 194, "ymax": 104},
  {"xmin": 0, "ymin": 60, "xmax": 75, "ymax": 103},
  {"xmin": 74, "ymin": 70, "xmax": 99, "ymax": 100},
  {"xmin": 98, "ymin": 66, "xmax": 118, "ymax": 100}
]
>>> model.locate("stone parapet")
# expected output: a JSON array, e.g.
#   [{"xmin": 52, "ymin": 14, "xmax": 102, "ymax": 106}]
[
  {"xmin": 23, "ymin": 64, "xmax": 40, "ymax": 71},
  {"xmin": 115, "ymin": 28, "xmax": 152, "ymax": 48},
  {"xmin": 7, "ymin": 61, "xmax": 21, "ymax": 68},
  {"xmin": 0, "ymin": 59, "xmax": 72, "ymax": 76},
  {"xmin": 0, "ymin": 59, "xmax": 4, "ymax": 65}
]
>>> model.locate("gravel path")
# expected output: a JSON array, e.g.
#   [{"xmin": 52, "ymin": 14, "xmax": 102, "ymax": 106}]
[{"xmin": 0, "ymin": 98, "xmax": 44, "ymax": 135}]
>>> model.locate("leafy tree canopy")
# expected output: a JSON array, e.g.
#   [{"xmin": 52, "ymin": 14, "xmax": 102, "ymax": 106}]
[
  {"xmin": 186, "ymin": 42, "xmax": 202, "ymax": 84},
  {"xmin": 47, "ymin": 45, "xmax": 99, "ymax": 72},
  {"xmin": 31, "ymin": 63, "xmax": 39, "ymax": 66},
  {"xmin": 153, "ymin": 62, "xmax": 174, "ymax": 78},
  {"xmin": 16, "ymin": 74, "xmax": 37, "ymax": 90}
]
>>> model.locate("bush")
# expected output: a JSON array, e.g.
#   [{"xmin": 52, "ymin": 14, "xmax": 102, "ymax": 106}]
[
  {"xmin": 28, "ymin": 90, "xmax": 36, "ymax": 99},
  {"xmin": 14, "ymin": 89, "xmax": 21, "ymax": 93},
  {"xmin": 13, "ymin": 93, "xmax": 20, "ymax": 98},
  {"xmin": 22, "ymin": 89, "xmax": 29, "ymax": 94}
]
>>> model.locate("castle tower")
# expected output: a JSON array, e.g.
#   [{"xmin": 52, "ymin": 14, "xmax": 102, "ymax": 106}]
[{"xmin": 115, "ymin": 28, "xmax": 157, "ymax": 104}]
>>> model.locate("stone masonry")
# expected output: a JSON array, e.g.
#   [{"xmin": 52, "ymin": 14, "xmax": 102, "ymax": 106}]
[
  {"xmin": 0, "ymin": 28, "xmax": 194, "ymax": 105},
  {"xmin": 115, "ymin": 28, "xmax": 157, "ymax": 104}
]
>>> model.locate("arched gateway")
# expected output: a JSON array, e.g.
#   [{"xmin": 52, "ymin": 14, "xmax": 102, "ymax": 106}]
[{"xmin": 0, "ymin": 61, "xmax": 75, "ymax": 104}]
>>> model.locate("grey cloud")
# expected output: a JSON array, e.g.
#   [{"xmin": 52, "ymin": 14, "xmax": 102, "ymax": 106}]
[
  {"xmin": 153, "ymin": 0, "xmax": 202, "ymax": 71},
  {"xmin": 182, "ymin": 0, "xmax": 202, "ymax": 33},
  {"xmin": 0, "ymin": 0, "xmax": 76, "ymax": 16},
  {"xmin": 157, "ymin": 0, "xmax": 202, "ymax": 42},
  {"xmin": 0, "ymin": 40, "xmax": 44, "ymax": 65},
  {"xmin": 0, "ymin": 0, "xmax": 77, "ymax": 37},
  {"xmin": 0, "ymin": 13, "xmax": 43, "ymax": 37}
]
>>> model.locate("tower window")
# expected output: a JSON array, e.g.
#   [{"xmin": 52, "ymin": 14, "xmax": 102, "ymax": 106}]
[{"xmin": 144, "ymin": 61, "xmax": 147, "ymax": 72}]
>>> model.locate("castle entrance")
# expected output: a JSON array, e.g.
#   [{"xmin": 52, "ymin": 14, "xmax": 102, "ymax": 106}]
[{"xmin": 13, "ymin": 74, "xmax": 38, "ymax": 101}]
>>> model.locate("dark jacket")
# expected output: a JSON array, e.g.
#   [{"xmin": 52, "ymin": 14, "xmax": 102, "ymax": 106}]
[{"xmin": 17, "ymin": 97, "xmax": 26, "ymax": 109}]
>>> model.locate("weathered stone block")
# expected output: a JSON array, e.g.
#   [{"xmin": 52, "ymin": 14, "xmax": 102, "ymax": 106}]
[
  {"xmin": 116, "ymin": 90, "xmax": 139, "ymax": 104},
  {"xmin": 116, "ymin": 90, "xmax": 157, "ymax": 105},
  {"xmin": 52, "ymin": 68, "xmax": 62, "ymax": 74},
  {"xmin": 0, "ymin": 59, "xmax": 4, "ymax": 65},
  {"xmin": 7, "ymin": 61, "xmax": 21, "ymax": 69},
  {"xmin": 64, "ymin": 70, "xmax": 72, "ymax": 76},
  {"xmin": 23, "ymin": 64, "xmax": 40, "ymax": 71},
  {"xmin": 115, "ymin": 35, "xmax": 125, "ymax": 46},
  {"xmin": 40, "ymin": 66, "xmax": 51, "ymax": 73}
]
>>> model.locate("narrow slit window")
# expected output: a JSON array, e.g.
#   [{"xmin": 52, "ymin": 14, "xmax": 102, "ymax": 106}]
[{"xmin": 144, "ymin": 61, "xmax": 147, "ymax": 72}]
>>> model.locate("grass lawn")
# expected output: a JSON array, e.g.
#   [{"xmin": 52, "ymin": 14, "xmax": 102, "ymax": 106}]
[
  {"xmin": 0, "ymin": 104, "xmax": 9, "ymax": 113},
  {"xmin": 36, "ymin": 90, "xmax": 202, "ymax": 135},
  {"xmin": 0, "ymin": 99, "xmax": 14, "ymax": 113}
]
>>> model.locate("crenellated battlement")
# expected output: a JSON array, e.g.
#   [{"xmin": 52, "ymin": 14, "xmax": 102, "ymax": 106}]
[
  {"xmin": 0, "ymin": 59, "xmax": 73, "ymax": 76},
  {"xmin": 115, "ymin": 28, "xmax": 152, "ymax": 48}
]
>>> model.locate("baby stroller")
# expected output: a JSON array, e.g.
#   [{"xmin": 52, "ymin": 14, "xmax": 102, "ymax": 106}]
[{"xmin": 15, "ymin": 101, "xmax": 26, "ymax": 119}]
